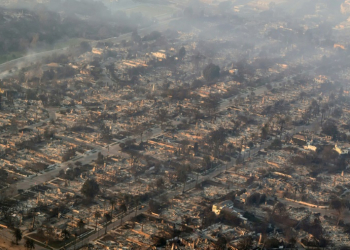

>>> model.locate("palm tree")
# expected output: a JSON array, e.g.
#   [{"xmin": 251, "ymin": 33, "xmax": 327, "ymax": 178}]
[
  {"xmin": 110, "ymin": 198, "xmax": 116, "ymax": 220},
  {"xmin": 77, "ymin": 219, "xmax": 85, "ymax": 236},
  {"xmin": 250, "ymin": 133, "xmax": 256, "ymax": 143},
  {"xmin": 119, "ymin": 203, "xmax": 127, "ymax": 225},
  {"xmin": 74, "ymin": 232, "xmax": 78, "ymax": 250},
  {"xmin": 103, "ymin": 200, "xmax": 107, "ymax": 214},
  {"xmin": 25, "ymin": 238, "xmax": 35, "ymax": 250},
  {"xmin": 157, "ymin": 108, "xmax": 168, "ymax": 127},
  {"xmin": 13, "ymin": 228, "xmax": 22, "ymax": 245},
  {"xmin": 227, "ymin": 143, "xmax": 234, "ymax": 155},
  {"xmin": 104, "ymin": 213, "xmax": 112, "ymax": 234},
  {"xmin": 134, "ymin": 197, "xmax": 140, "ymax": 217},
  {"xmin": 30, "ymin": 212, "xmax": 37, "ymax": 230},
  {"xmin": 279, "ymin": 115, "xmax": 291, "ymax": 139},
  {"xmin": 94, "ymin": 211, "xmax": 101, "ymax": 232},
  {"xmin": 62, "ymin": 228, "xmax": 70, "ymax": 248},
  {"xmin": 321, "ymin": 106, "xmax": 327, "ymax": 126},
  {"xmin": 62, "ymin": 228, "xmax": 70, "ymax": 240}
]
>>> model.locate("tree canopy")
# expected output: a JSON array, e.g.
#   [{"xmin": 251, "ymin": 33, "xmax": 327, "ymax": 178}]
[
  {"xmin": 81, "ymin": 179, "xmax": 100, "ymax": 199},
  {"xmin": 179, "ymin": 47, "xmax": 186, "ymax": 60},
  {"xmin": 322, "ymin": 119, "xmax": 339, "ymax": 139},
  {"xmin": 24, "ymin": 238, "xmax": 35, "ymax": 250},
  {"xmin": 269, "ymin": 138, "xmax": 282, "ymax": 150},
  {"xmin": 203, "ymin": 63, "xmax": 220, "ymax": 82},
  {"xmin": 13, "ymin": 228, "xmax": 22, "ymax": 245}
]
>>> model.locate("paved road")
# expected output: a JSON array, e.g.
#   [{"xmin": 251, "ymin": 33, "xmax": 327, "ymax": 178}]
[
  {"xmin": 4, "ymin": 122, "xmax": 166, "ymax": 195},
  {"xmin": 0, "ymin": 34, "xmax": 329, "ymax": 250},
  {"xmin": 4, "ymin": 103, "xmax": 325, "ymax": 249},
  {"xmin": 1, "ymin": 12, "xmax": 180, "ymax": 195},
  {"xmin": 65, "ymin": 207, "xmax": 148, "ymax": 250},
  {"xmin": 4, "ymin": 70, "xmax": 318, "ymax": 194},
  {"xmin": 281, "ymin": 198, "xmax": 350, "ymax": 224},
  {"xmin": 64, "ymin": 148, "xmax": 230, "ymax": 250},
  {"xmin": 64, "ymin": 117, "xmax": 325, "ymax": 249}
]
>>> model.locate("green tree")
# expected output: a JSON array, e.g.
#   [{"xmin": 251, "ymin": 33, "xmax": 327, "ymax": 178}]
[
  {"xmin": 62, "ymin": 228, "xmax": 70, "ymax": 239},
  {"xmin": 330, "ymin": 198, "xmax": 345, "ymax": 225},
  {"xmin": 132, "ymin": 123, "xmax": 148, "ymax": 142},
  {"xmin": 74, "ymin": 232, "xmax": 78, "ymax": 250},
  {"xmin": 13, "ymin": 228, "xmax": 22, "ymax": 245},
  {"xmin": 202, "ymin": 155, "xmax": 212, "ymax": 170},
  {"xmin": 43, "ymin": 128, "xmax": 55, "ymax": 140},
  {"xmin": 104, "ymin": 213, "xmax": 112, "ymax": 234},
  {"xmin": 264, "ymin": 238, "xmax": 280, "ymax": 249},
  {"xmin": 227, "ymin": 143, "xmax": 235, "ymax": 155},
  {"xmin": 109, "ymin": 198, "xmax": 116, "ymax": 220},
  {"xmin": 96, "ymin": 152, "xmax": 104, "ymax": 165},
  {"xmin": 178, "ymin": 47, "xmax": 186, "ymax": 60},
  {"xmin": 321, "ymin": 147, "xmax": 339, "ymax": 162},
  {"xmin": 149, "ymin": 199, "xmax": 162, "ymax": 214},
  {"xmin": 119, "ymin": 203, "xmax": 127, "ymax": 214},
  {"xmin": 322, "ymin": 120, "xmax": 339, "ymax": 140},
  {"xmin": 177, "ymin": 165, "xmax": 188, "ymax": 182},
  {"xmin": 236, "ymin": 236, "xmax": 253, "ymax": 250},
  {"xmin": 278, "ymin": 115, "xmax": 290, "ymax": 139},
  {"xmin": 206, "ymin": 127, "xmax": 227, "ymax": 156},
  {"xmin": 153, "ymin": 236, "xmax": 167, "ymax": 247},
  {"xmin": 119, "ymin": 203, "xmax": 127, "ymax": 224},
  {"xmin": 203, "ymin": 63, "xmax": 220, "ymax": 82},
  {"xmin": 131, "ymin": 30, "xmax": 141, "ymax": 42},
  {"xmin": 192, "ymin": 79, "xmax": 204, "ymax": 88},
  {"xmin": 215, "ymin": 235, "xmax": 227, "ymax": 250},
  {"xmin": 77, "ymin": 219, "xmax": 85, "ymax": 235},
  {"xmin": 202, "ymin": 93, "xmax": 220, "ymax": 115},
  {"xmin": 157, "ymin": 109, "xmax": 168, "ymax": 126},
  {"xmin": 193, "ymin": 142, "xmax": 199, "ymax": 154},
  {"xmin": 94, "ymin": 211, "xmax": 101, "ymax": 231},
  {"xmin": 81, "ymin": 179, "xmax": 100, "ymax": 200},
  {"xmin": 156, "ymin": 178, "xmax": 165, "ymax": 190},
  {"xmin": 78, "ymin": 41, "xmax": 92, "ymax": 54},
  {"xmin": 100, "ymin": 124, "xmax": 111, "ymax": 141},
  {"xmin": 269, "ymin": 138, "xmax": 282, "ymax": 150},
  {"xmin": 289, "ymin": 237, "xmax": 297, "ymax": 250},
  {"xmin": 24, "ymin": 238, "xmax": 35, "ymax": 250},
  {"xmin": 332, "ymin": 107, "xmax": 343, "ymax": 118},
  {"xmin": 261, "ymin": 123, "xmax": 269, "ymax": 140},
  {"xmin": 272, "ymin": 202, "xmax": 288, "ymax": 218}
]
